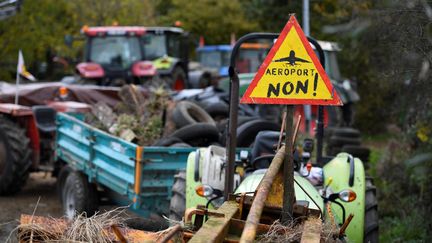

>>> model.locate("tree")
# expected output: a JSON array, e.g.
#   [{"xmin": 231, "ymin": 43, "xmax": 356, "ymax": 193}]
[{"xmin": 161, "ymin": 0, "xmax": 258, "ymax": 44}]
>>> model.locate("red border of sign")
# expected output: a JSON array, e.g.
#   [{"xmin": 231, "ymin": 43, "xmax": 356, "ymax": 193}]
[{"xmin": 240, "ymin": 15, "xmax": 342, "ymax": 106}]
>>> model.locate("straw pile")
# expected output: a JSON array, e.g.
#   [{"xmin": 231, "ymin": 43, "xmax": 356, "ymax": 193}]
[
  {"xmin": 17, "ymin": 209, "xmax": 125, "ymax": 243},
  {"xmin": 257, "ymin": 219, "xmax": 341, "ymax": 243}
]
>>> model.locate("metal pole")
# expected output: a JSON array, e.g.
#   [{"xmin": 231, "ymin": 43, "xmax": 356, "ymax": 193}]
[
  {"xmin": 14, "ymin": 67, "xmax": 19, "ymax": 105},
  {"xmin": 225, "ymin": 33, "xmax": 279, "ymax": 199},
  {"xmin": 316, "ymin": 106, "xmax": 324, "ymax": 165},
  {"xmin": 302, "ymin": 0, "xmax": 310, "ymax": 36},
  {"xmin": 303, "ymin": 0, "xmax": 312, "ymax": 133},
  {"xmin": 282, "ymin": 106, "xmax": 295, "ymax": 222}
]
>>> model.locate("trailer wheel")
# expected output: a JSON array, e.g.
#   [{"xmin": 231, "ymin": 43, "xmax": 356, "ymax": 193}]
[
  {"xmin": 364, "ymin": 177, "xmax": 379, "ymax": 243},
  {"xmin": 169, "ymin": 170, "xmax": 186, "ymax": 221},
  {"xmin": 62, "ymin": 171, "xmax": 98, "ymax": 219},
  {"xmin": 0, "ymin": 116, "xmax": 31, "ymax": 195}
]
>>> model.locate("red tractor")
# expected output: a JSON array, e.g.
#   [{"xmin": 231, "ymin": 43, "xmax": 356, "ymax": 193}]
[
  {"xmin": 72, "ymin": 26, "xmax": 157, "ymax": 86},
  {"xmin": 0, "ymin": 101, "xmax": 90, "ymax": 195}
]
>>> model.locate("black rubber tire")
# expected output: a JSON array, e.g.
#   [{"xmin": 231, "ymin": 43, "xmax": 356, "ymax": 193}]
[
  {"xmin": 57, "ymin": 165, "xmax": 73, "ymax": 201},
  {"xmin": 328, "ymin": 136, "xmax": 361, "ymax": 147},
  {"xmin": 169, "ymin": 142, "xmax": 192, "ymax": 148},
  {"xmin": 169, "ymin": 170, "xmax": 186, "ymax": 221},
  {"xmin": 203, "ymin": 102, "xmax": 229, "ymax": 119},
  {"xmin": 329, "ymin": 146, "xmax": 342, "ymax": 156},
  {"xmin": 342, "ymin": 145, "xmax": 370, "ymax": 161},
  {"xmin": 364, "ymin": 176, "xmax": 379, "ymax": 243},
  {"xmin": 171, "ymin": 123, "xmax": 220, "ymax": 146},
  {"xmin": 153, "ymin": 137, "xmax": 184, "ymax": 147},
  {"xmin": 173, "ymin": 101, "xmax": 216, "ymax": 128},
  {"xmin": 332, "ymin": 127, "xmax": 361, "ymax": 138},
  {"xmin": 171, "ymin": 66, "xmax": 188, "ymax": 90},
  {"xmin": 0, "ymin": 116, "xmax": 31, "ymax": 195},
  {"xmin": 62, "ymin": 171, "xmax": 98, "ymax": 219},
  {"xmin": 236, "ymin": 120, "xmax": 280, "ymax": 147}
]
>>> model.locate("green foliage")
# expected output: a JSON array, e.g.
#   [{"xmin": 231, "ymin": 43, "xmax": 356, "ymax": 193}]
[
  {"xmin": 0, "ymin": 0, "xmax": 76, "ymax": 80},
  {"xmin": 160, "ymin": 0, "xmax": 258, "ymax": 44}
]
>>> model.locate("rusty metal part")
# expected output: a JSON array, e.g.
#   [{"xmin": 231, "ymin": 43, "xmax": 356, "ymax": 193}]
[
  {"xmin": 111, "ymin": 225, "xmax": 128, "ymax": 243},
  {"xmin": 158, "ymin": 224, "xmax": 182, "ymax": 243},
  {"xmin": 339, "ymin": 214, "xmax": 354, "ymax": 236},
  {"xmin": 292, "ymin": 114, "xmax": 302, "ymax": 148},
  {"xmin": 240, "ymin": 146, "xmax": 286, "ymax": 243},
  {"xmin": 0, "ymin": 103, "xmax": 33, "ymax": 116},
  {"xmin": 300, "ymin": 217, "xmax": 322, "ymax": 243},
  {"xmin": 238, "ymin": 193, "xmax": 247, "ymax": 217},
  {"xmin": 189, "ymin": 200, "xmax": 239, "ymax": 243},
  {"xmin": 277, "ymin": 111, "xmax": 287, "ymax": 151},
  {"xmin": 282, "ymin": 106, "xmax": 295, "ymax": 222},
  {"xmin": 184, "ymin": 207, "xmax": 225, "ymax": 225}
]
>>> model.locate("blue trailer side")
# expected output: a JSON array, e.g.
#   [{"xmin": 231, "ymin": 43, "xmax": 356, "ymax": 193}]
[{"xmin": 56, "ymin": 112, "xmax": 195, "ymax": 217}]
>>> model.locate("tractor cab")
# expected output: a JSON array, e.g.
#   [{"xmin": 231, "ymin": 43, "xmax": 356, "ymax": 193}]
[{"xmin": 77, "ymin": 26, "xmax": 156, "ymax": 86}]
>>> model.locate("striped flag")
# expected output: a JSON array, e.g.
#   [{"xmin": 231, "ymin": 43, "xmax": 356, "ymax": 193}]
[{"xmin": 17, "ymin": 50, "xmax": 36, "ymax": 81}]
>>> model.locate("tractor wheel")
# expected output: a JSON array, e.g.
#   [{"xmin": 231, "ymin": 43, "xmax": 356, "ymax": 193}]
[
  {"xmin": 332, "ymin": 127, "xmax": 361, "ymax": 138},
  {"xmin": 342, "ymin": 145, "xmax": 371, "ymax": 162},
  {"xmin": 328, "ymin": 136, "xmax": 361, "ymax": 147},
  {"xmin": 171, "ymin": 66, "xmax": 187, "ymax": 91},
  {"xmin": 62, "ymin": 171, "xmax": 98, "ymax": 219},
  {"xmin": 0, "ymin": 116, "xmax": 31, "ymax": 195},
  {"xmin": 169, "ymin": 170, "xmax": 186, "ymax": 221},
  {"xmin": 364, "ymin": 177, "xmax": 379, "ymax": 243}
]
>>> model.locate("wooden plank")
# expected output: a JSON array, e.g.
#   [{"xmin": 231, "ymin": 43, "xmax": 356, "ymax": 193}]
[
  {"xmin": 189, "ymin": 201, "xmax": 239, "ymax": 243},
  {"xmin": 300, "ymin": 217, "xmax": 322, "ymax": 243}
]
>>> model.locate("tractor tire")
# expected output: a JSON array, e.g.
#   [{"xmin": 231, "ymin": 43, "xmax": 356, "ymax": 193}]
[
  {"xmin": 332, "ymin": 127, "xmax": 361, "ymax": 138},
  {"xmin": 169, "ymin": 170, "xmax": 186, "ymax": 221},
  {"xmin": 203, "ymin": 102, "xmax": 229, "ymax": 119},
  {"xmin": 329, "ymin": 146, "xmax": 342, "ymax": 156},
  {"xmin": 341, "ymin": 145, "xmax": 371, "ymax": 162},
  {"xmin": 236, "ymin": 120, "xmax": 280, "ymax": 147},
  {"xmin": 0, "ymin": 116, "xmax": 31, "ymax": 195},
  {"xmin": 173, "ymin": 101, "xmax": 215, "ymax": 128},
  {"xmin": 328, "ymin": 136, "xmax": 361, "ymax": 147},
  {"xmin": 153, "ymin": 137, "xmax": 184, "ymax": 147},
  {"xmin": 171, "ymin": 66, "xmax": 187, "ymax": 91},
  {"xmin": 62, "ymin": 171, "xmax": 98, "ymax": 219},
  {"xmin": 171, "ymin": 123, "xmax": 220, "ymax": 147},
  {"xmin": 364, "ymin": 177, "xmax": 379, "ymax": 243}
]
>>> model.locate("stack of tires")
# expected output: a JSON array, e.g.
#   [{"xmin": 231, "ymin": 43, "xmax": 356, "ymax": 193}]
[{"xmin": 326, "ymin": 127, "xmax": 371, "ymax": 164}]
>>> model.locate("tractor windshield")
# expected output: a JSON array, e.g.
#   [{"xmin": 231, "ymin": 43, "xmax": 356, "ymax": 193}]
[
  {"xmin": 325, "ymin": 51, "xmax": 342, "ymax": 81},
  {"xmin": 89, "ymin": 36, "xmax": 142, "ymax": 68},
  {"xmin": 198, "ymin": 51, "xmax": 230, "ymax": 69},
  {"xmin": 143, "ymin": 33, "xmax": 167, "ymax": 60}
]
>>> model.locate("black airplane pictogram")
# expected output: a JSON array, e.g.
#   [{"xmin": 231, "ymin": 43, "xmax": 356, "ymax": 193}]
[{"xmin": 273, "ymin": 50, "xmax": 310, "ymax": 66}]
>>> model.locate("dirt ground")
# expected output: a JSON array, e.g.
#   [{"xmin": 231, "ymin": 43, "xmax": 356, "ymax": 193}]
[{"xmin": 0, "ymin": 172, "xmax": 63, "ymax": 242}]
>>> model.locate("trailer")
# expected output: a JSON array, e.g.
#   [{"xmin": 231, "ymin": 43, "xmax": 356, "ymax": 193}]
[{"xmin": 55, "ymin": 112, "xmax": 195, "ymax": 218}]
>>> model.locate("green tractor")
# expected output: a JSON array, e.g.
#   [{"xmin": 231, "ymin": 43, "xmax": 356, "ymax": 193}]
[{"xmin": 169, "ymin": 33, "xmax": 378, "ymax": 242}]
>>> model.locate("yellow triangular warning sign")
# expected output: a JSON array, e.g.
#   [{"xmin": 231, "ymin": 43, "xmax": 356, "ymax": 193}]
[{"xmin": 241, "ymin": 15, "xmax": 342, "ymax": 106}]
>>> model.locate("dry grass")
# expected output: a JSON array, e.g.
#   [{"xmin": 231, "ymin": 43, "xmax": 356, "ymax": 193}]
[
  {"xmin": 16, "ymin": 208, "xmax": 126, "ymax": 243},
  {"xmin": 257, "ymin": 219, "xmax": 341, "ymax": 243}
]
